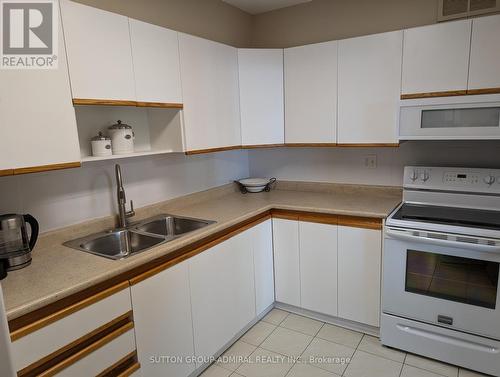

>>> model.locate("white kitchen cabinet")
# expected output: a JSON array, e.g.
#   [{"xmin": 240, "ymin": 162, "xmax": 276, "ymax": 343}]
[
  {"xmin": 129, "ymin": 19, "xmax": 182, "ymax": 104},
  {"xmin": 338, "ymin": 30, "xmax": 402, "ymax": 144},
  {"xmin": 338, "ymin": 226, "xmax": 382, "ymax": 327},
  {"xmin": 272, "ymin": 218, "xmax": 301, "ymax": 307},
  {"xmin": 468, "ymin": 14, "xmax": 500, "ymax": 90},
  {"xmin": 0, "ymin": 7, "xmax": 80, "ymax": 171},
  {"xmin": 189, "ymin": 231, "xmax": 255, "ymax": 359},
  {"xmin": 131, "ymin": 261, "xmax": 195, "ymax": 377},
  {"xmin": 179, "ymin": 33, "xmax": 241, "ymax": 152},
  {"xmin": 299, "ymin": 222, "xmax": 338, "ymax": 317},
  {"xmin": 251, "ymin": 220, "xmax": 275, "ymax": 315},
  {"xmin": 284, "ymin": 41, "xmax": 338, "ymax": 144},
  {"xmin": 60, "ymin": 0, "xmax": 136, "ymax": 101},
  {"xmin": 402, "ymin": 20, "xmax": 472, "ymax": 95},
  {"xmin": 238, "ymin": 49, "xmax": 284, "ymax": 146}
]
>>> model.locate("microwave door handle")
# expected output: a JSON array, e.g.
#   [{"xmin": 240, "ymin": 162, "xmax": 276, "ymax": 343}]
[{"xmin": 385, "ymin": 228, "xmax": 500, "ymax": 254}]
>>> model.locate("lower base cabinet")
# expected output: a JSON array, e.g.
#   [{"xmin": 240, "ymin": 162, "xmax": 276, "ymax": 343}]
[{"xmin": 131, "ymin": 261, "xmax": 196, "ymax": 377}]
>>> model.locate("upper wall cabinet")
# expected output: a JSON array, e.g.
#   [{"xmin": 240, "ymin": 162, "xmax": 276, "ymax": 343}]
[
  {"xmin": 284, "ymin": 41, "xmax": 338, "ymax": 144},
  {"xmin": 129, "ymin": 19, "xmax": 182, "ymax": 104},
  {"xmin": 60, "ymin": 0, "xmax": 136, "ymax": 101},
  {"xmin": 468, "ymin": 14, "xmax": 500, "ymax": 91},
  {"xmin": 179, "ymin": 33, "xmax": 241, "ymax": 152},
  {"xmin": 401, "ymin": 20, "xmax": 472, "ymax": 97},
  {"xmin": 0, "ymin": 3, "xmax": 80, "ymax": 172},
  {"xmin": 238, "ymin": 49, "xmax": 284, "ymax": 146},
  {"xmin": 338, "ymin": 31, "xmax": 403, "ymax": 144}
]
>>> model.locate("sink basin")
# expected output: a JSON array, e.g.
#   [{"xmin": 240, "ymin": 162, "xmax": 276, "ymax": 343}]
[
  {"xmin": 132, "ymin": 214, "xmax": 216, "ymax": 238},
  {"xmin": 64, "ymin": 229, "xmax": 166, "ymax": 260}
]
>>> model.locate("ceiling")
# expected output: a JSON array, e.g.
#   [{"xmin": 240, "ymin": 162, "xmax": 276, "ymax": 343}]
[{"xmin": 222, "ymin": 0, "xmax": 312, "ymax": 15}]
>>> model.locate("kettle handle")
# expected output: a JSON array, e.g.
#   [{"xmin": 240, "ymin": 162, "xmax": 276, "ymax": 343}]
[{"xmin": 23, "ymin": 214, "xmax": 39, "ymax": 251}]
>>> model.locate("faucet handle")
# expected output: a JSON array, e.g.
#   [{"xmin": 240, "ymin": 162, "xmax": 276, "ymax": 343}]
[{"xmin": 126, "ymin": 200, "xmax": 135, "ymax": 218}]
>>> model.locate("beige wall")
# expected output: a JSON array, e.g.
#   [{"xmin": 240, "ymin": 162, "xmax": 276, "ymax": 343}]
[
  {"xmin": 72, "ymin": 0, "xmax": 254, "ymax": 47},
  {"xmin": 251, "ymin": 0, "xmax": 439, "ymax": 48}
]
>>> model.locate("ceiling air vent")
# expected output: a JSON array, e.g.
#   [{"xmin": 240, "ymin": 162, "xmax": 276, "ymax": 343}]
[{"xmin": 438, "ymin": 0, "xmax": 500, "ymax": 21}]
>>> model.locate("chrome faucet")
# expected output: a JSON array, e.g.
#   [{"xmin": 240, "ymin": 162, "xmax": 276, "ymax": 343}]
[{"xmin": 115, "ymin": 164, "xmax": 135, "ymax": 228}]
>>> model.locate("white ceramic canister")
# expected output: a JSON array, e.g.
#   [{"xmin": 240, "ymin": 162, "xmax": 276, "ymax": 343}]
[
  {"xmin": 90, "ymin": 132, "xmax": 112, "ymax": 157},
  {"xmin": 108, "ymin": 120, "xmax": 134, "ymax": 154}
]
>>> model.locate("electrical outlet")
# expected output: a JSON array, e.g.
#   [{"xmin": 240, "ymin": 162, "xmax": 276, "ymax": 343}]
[{"xmin": 364, "ymin": 155, "xmax": 377, "ymax": 169}]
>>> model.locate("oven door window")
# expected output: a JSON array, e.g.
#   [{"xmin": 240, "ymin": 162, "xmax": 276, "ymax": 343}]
[
  {"xmin": 405, "ymin": 250, "xmax": 499, "ymax": 309},
  {"xmin": 421, "ymin": 107, "xmax": 500, "ymax": 129}
]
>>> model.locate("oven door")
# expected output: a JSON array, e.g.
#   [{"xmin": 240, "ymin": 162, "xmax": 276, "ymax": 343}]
[
  {"xmin": 383, "ymin": 227, "xmax": 500, "ymax": 340},
  {"xmin": 399, "ymin": 95, "xmax": 500, "ymax": 140}
]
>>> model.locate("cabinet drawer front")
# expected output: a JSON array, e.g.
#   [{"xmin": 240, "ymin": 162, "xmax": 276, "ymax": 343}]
[
  {"xmin": 56, "ymin": 328, "xmax": 136, "ymax": 377},
  {"xmin": 12, "ymin": 286, "xmax": 132, "ymax": 371}
]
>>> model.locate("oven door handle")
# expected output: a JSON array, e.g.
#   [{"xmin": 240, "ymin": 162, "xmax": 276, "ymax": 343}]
[{"xmin": 385, "ymin": 228, "xmax": 500, "ymax": 254}]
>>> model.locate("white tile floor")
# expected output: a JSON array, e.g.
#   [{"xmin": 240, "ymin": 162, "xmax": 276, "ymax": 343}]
[{"xmin": 201, "ymin": 309, "xmax": 491, "ymax": 377}]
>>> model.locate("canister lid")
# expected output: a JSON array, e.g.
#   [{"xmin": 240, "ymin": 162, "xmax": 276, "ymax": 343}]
[
  {"xmin": 108, "ymin": 120, "xmax": 132, "ymax": 130},
  {"xmin": 91, "ymin": 132, "xmax": 111, "ymax": 141}
]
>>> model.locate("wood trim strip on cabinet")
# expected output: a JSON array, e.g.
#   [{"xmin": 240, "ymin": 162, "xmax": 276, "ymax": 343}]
[
  {"xmin": 400, "ymin": 90, "xmax": 467, "ymax": 100},
  {"xmin": 135, "ymin": 101, "xmax": 183, "ymax": 109},
  {"xmin": 185, "ymin": 145, "xmax": 242, "ymax": 155},
  {"xmin": 466, "ymin": 87, "xmax": 500, "ymax": 96},
  {"xmin": 284, "ymin": 143, "xmax": 337, "ymax": 147},
  {"xmin": 96, "ymin": 351, "xmax": 138, "ymax": 377},
  {"xmin": 271, "ymin": 209, "xmax": 301, "ymax": 221},
  {"xmin": 337, "ymin": 215, "xmax": 382, "ymax": 230},
  {"xmin": 13, "ymin": 162, "xmax": 81, "ymax": 175},
  {"xmin": 9, "ymin": 281, "xmax": 130, "ymax": 340},
  {"xmin": 0, "ymin": 169, "xmax": 14, "ymax": 177},
  {"xmin": 130, "ymin": 212, "xmax": 272, "ymax": 285},
  {"xmin": 335, "ymin": 143, "xmax": 400, "ymax": 148},
  {"xmin": 17, "ymin": 313, "xmax": 133, "ymax": 377},
  {"xmin": 72, "ymin": 99, "xmax": 137, "ymax": 107},
  {"xmin": 242, "ymin": 144, "xmax": 286, "ymax": 149}
]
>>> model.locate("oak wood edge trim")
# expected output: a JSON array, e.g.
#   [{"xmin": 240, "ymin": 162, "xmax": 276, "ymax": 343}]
[
  {"xmin": 36, "ymin": 322, "xmax": 135, "ymax": 377},
  {"xmin": 185, "ymin": 145, "xmax": 242, "ymax": 155},
  {"xmin": 130, "ymin": 213, "xmax": 272, "ymax": 285},
  {"xmin": 73, "ymin": 99, "xmax": 137, "ymax": 107},
  {"xmin": 136, "ymin": 101, "xmax": 183, "ymax": 109},
  {"xmin": 17, "ymin": 312, "xmax": 133, "ymax": 377},
  {"xmin": 117, "ymin": 362, "xmax": 141, "ymax": 377},
  {"xmin": 466, "ymin": 87, "xmax": 500, "ymax": 96},
  {"xmin": 10, "ymin": 281, "xmax": 130, "ymax": 341},
  {"xmin": 271, "ymin": 209, "xmax": 382, "ymax": 229},
  {"xmin": 335, "ymin": 143, "xmax": 400, "ymax": 148},
  {"xmin": 284, "ymin": 143, "xmax": 337, "ymax": 147},
  {"xmin": 401, "ymin": 90, "xmax": 467, "ymax": 99},
  {"xmin": 242, "ymin": 144, "xmax": 286, "ymax": 149},
  {"xmin": 13, "ymin": 162, "xmax": 81, "ymax": 175},
  {"xmin": 337, "ymin": 215, "xmax": 382, "ymax": 230},
  {"xmin": 0, "ymin": 169, "xmax": 14, "ymax": 177},
  {"xmin": 96, "ymin": 351, "xmax": 138, "ymax": 377}
]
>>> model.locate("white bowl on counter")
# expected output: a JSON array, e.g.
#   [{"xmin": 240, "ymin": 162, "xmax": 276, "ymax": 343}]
[{"xmin": 238, "ymin": 178, "xmax": 276, "ymax": 193}]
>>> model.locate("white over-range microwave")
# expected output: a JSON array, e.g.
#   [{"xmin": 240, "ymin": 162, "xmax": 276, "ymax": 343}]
[{"xmin": 399, "ymin": 94, "xmax": 500, "ymax": 140}]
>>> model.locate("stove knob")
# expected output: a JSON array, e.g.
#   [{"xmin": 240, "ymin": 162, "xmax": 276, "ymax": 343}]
[
  {"xmin": 484, "ymin": 175, "xmax": 495, "ymax": 185},
  {"xmin": 409, "ymin": 170, "xmax": 418, "ymax": 181},
  {"xmin": 420, "ymin": 171, "xmax": 430, "ymax": 182}
]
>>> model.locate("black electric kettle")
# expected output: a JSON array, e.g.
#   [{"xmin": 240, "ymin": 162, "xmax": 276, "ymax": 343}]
[{"xmin": 0, "ymin": 214, "xmax": 39, "ymax": 279}]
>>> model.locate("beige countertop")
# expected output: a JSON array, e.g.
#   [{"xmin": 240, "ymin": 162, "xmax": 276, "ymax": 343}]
[{"xmin": 1, "ymin": 181, "xmax": 402, "ymax": 321}]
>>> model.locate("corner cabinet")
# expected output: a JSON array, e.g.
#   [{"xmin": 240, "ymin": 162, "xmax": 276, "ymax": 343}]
[
  {"xmin": 338, "ymin": 30, "xmax": 403, "ymax": 145},
  {"xmin": 0, "ymin": 0, "xmax": 80, "ymax": 173},
  {"xmin": 284, "ymin": 41, "xmax": 338, "ymax": 144},
  {"xmin": 401, "ymin": 20, "xmax": 472, "ymax": 97},
  {"xmin": 60, "ymin": 0, "xmax": 136, "ymax": 101},
  {"xmin": 238, "ymin": 49, "xmax": 284, "ymax": 146},
  {"xmin": 179, "ymin": 33, "xmax": 241, "ymax": 153}
]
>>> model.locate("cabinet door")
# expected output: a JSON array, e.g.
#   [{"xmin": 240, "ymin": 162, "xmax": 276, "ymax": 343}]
[
  {"xmin": 272, "ymin": 218, "xmax": 300, "ymax": 307},
  {"xmin": 402, "ymin": 20, "xmax": 472, "ymax": 95},
  {"xmin": 338, "ymin": 226, "xmax": 382, "ymax": 327},
  {"xmin": 0, "ymin": 5, "xmax": 80, "ymax": 170},
  {"xmin": 179, "ymin": 33, "xmax": 241, "ymax": 151},
  {"xmin": 299, "ymin": 222, "xmax": 338, "ymax": 317},
  {"xmin": 131, "ymin": 262, "xmax": 195, "ymax": 377},
  {"xmin": 338, "ymin": 31, "xmax": 402, "ymax": 144},
  {"xmin": 252, "ymin": 219, "xmax": 275, "ymax": 315},
  {"xmin": 469, "ymin": 14, "xmax": 500, "ymax": 91},
  {"xmin": 129, "ymin": 19, "xmax": 182, "ymax": 104},
  {"xmin": 189, "ymin": 232, "xmax": 255, "ymax": 359},
  {"xmin": 284, "ymin": 41, "xmax": 337, "ymax": 144},
  {"xmin": 60, "ymin": 0, "xmax": 135, "ymax": 101},
  {"xmin": 238, "ymin": 49, "xmax": 284, "ymax": 146}
]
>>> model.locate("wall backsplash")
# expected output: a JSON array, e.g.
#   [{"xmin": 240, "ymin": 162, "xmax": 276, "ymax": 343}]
[
  {"xmin": 248, "ymin": 141, "xmax": 500, "ymax": 187},
  {"xmin": 0, "ymin": 151, "xmax": 249, "ymax": 232}
]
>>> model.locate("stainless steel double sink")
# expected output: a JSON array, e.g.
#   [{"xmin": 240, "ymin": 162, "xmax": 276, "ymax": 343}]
[{"xmin": 64, "ymin": 214, "xmax": 216, "ymax": 260}]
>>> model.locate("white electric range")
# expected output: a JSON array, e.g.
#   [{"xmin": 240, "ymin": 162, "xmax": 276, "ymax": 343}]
[{"xmin": 381, "ymin": 166, "xmax": 500, "ymax": 377}]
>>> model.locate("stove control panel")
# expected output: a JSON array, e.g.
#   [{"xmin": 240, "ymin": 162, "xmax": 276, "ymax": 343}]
[{"xmin": 404, "ymin": 166, "xmax": 500, "ymax": 193}]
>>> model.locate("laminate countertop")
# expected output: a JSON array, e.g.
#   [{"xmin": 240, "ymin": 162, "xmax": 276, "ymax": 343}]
[{"xmin": 1, "ymin": 181, "xmax": 402, "ymax": 321}]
